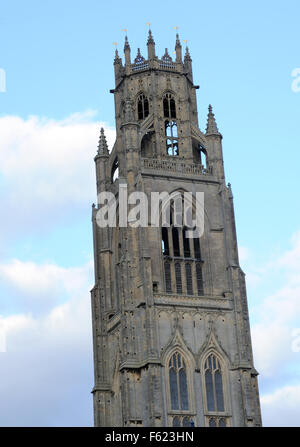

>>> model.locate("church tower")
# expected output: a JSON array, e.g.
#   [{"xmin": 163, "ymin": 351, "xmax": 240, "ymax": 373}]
[{"xmin": 90, "ymin": 31, "xmax": 262, "ymax": 427}]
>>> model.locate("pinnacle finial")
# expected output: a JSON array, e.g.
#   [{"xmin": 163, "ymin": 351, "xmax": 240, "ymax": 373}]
[
  {"xmin": 114, "ymin": 48, "xmax": 121, "ymax": 64},
  {"xmin": 206, "ymin": 105, "xmax": 221, "ymax": 136},
  {"xmin": 124, "ymin": 34, "xmax": 130, "ymax": 51},
  {"xmin": 147, "ymin": 28, "xmax": 155, "ymax": 45},
  {"xmin": 97, "ymin": 127, "xmax": 109, "ymax": 155},
  {"xmin": 184, "ymin": 45, "xmax": 191, "ymax": 61},
  {"xmin": 175, "ymin": 33, "xmax": 182, "ymax": 63}
]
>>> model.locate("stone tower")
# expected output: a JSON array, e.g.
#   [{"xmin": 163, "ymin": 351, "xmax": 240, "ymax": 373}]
[{"xmin": 90, "ymin": 31, "xmax": 262, "ymax": 427}]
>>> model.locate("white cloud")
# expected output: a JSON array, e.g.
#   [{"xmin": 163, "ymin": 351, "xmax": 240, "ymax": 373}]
[
  {"xmin": 261, "ymin": 385, "xmax": 300, "ymax": 426},
  {"xmin": 0, "ymin": 259, "xmax": 93, "ymax": 313},
  {"xmin": 238, "ymin": 245, "xmax": 249, "ymax": 263},
  {"xmin": 248, "ymin": 231, "xmax": 300, "ymax": 378},
  {"xmin": 0, "ymin": 258, "xmax": 94, "ymax": 426},
  {"xmin": 0, "ymin": 113, "xmax": 115, "ymax": 240}
]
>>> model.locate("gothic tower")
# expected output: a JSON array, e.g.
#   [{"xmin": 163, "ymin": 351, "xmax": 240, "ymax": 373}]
[{"xmin": 90, "ymin": 31, "xmax": 262, "ymax": 427}]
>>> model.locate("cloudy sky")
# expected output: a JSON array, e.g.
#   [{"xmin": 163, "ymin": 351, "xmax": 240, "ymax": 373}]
[{"xmin": 0, "ymin": 0, "xmax": 299, "ymax": 426}]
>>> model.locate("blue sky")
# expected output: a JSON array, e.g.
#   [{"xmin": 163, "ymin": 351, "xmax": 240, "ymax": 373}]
[{"xmin": 0, "ymin": 0, "xmax": 300, "ymax": 426}]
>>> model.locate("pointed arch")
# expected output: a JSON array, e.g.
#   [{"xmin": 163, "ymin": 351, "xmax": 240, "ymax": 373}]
[
  {"xmin": 137, "ymin": 92, "xmax": 149, "ymax": 121},
  {"xmin": 162, "ymin": 329, "xmax": 196, "ymax": 426},
  {"xmin": 159, "ymin": 188, "xmax": 207, "ymax": 296},
  {"xmin": 198, "ymin": 331, "xmax": 232, "ymax": 426}
]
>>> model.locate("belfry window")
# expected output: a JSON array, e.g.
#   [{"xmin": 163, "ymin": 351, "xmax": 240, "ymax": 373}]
[
  {"xmin": 111, "ymin": 157, "xmax": 119, "ymax": 183},
  {"xmin": 175, "ymin": 262, "xmax": 182, "ymax": 294},
  {"xmin": 164, "ymin": 261, "xmax": 172, "ymax": 293},
  {"xmin": 185, "ymin": 263, "xmax": 193, "ymax": 295},
  {"xmin": 137, "ymin": 93, "xmax": 149, "ymax": 120},
  {"xmin": 196, "ymin": 263, "xmax": 204, "ymax": 296},
  {"xmin": 163, "ymin": 93, "xmax": 176, "ymax": 118},
  {"xmin": 161, "ymin": 195, "xmax": 204, "ymax": 296},
  {"xmin": 163, "ymin": 93, "xmax": 178, "ymax": 156},
  {"xmin": 200, "ymin": 147, "xmax": 207, "ymax": 170},
  {"xmin": 165, "ymin": 120, "xmax": 178, "ymax": 156},
  {"xmin": 162, "ymin": 227, "xmax": 169, "ymax": 256}
]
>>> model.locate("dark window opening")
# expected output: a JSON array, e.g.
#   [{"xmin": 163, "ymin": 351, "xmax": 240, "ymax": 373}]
[
  {"xmin": 175, "ymin": 262, "xmax": 182, "ymax": 294},
  {"xmin": 111, "ymin": 158, "xmax": 119, "ymax": 183},
  {"xmin": 162, "ymin": 227, "xmax": 169, "ymax": 256},
  {"xmin": 165, "ymin": 120, "xmax": 179, "ymax": 156},
  {"xmin": 185, "ymin": 263, "xmax": 193, "ymax": 295},
  {"xmin": 196, "ymin": 263, "xmax": 204, "ymax": 296},
  {"xmin": 183, "ymin": 228, "xmax": 191, "ymax": 258},
  {"xmin": 137, "ymin": 94, "xmax": 149, "ymax": 121},
  {"xmin": 164, "ymin": 262, "xmax": 172, "ymax": 293},
  {"xmin": 200, "ymin": 147, "xmax": 207, "ymax": 169},
  {"xmin": 193, "ymin": 238, "xmax": 201, "ymax": 259},
  {"xmin": 163, "ymin": 93, "xmax": 176, "ymax": 118},
  {"xmin": 172, "ymin": 227, "xmax": 180, "ymax": 257}
]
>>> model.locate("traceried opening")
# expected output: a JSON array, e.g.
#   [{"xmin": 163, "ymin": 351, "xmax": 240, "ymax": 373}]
[
  {"xmin": 172, "ymin": 227, "xmax": 180, "ymax": 257},
  {"xmin": 175, "ymin": 262, "xmax": 182, "ymax": 294},
  {"xmin": 185, "ymin": 263, "xmax": 193, "ymax": 295},
  {"xmin": 163, "ymin": 93, "xmax": 178, "ymax": 156},
  {"xmin": 183, "ymin": 228, "xmax": 191, "ymax": 258},
  {"xmin": 164, "ymin": 261, "xmax": 172, "ymax": 293},
  {"xmin": 162, "ymin": 227, "xmax": 169, "ymax": 256},
  {"xmin": 196, "ymin": 263, "xmax": 204, "ymax": 296},
  {"xmin": 169, "ymin": 352, "xmax": 189, "ymax": 411},
  {"xmin": 137, "ymin": 93, "xmax": 149, "ymax": 120},
  {"xmin": 161, "ymin": 195, "xmax": 204, "ymax": 296},
  {"xmin": 204, "ymin": 353, "xmax": 225, "ymax": 414},
  {"xmin": 200, "ymin": 147, "xmax": 207, "ymax": 170},
  {"xmin": 163, "ymin": 93, "xmax": 176, "ymax": 118},
  {"xmin": 165, "ymin": 120, "xmax": 178, "ymax": 156},
  {"xmin": 111, "ymin": 157, "xmax": 119, "ymax": 183}
]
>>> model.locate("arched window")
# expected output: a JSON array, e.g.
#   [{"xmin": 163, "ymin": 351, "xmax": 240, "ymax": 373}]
[
  {"xmin": 161, "ymin": 227, "xmax": 169, "ymax": 256},
  {"xmin": 111, "ymin": 157, "xmax": 119, "ymax": 183},
  {"xmin": 183, "ymin": 228, "xmax": 191, "ymax": 258},
  {"xmin": 185, "ymin": 263, "xmax": 193, "ymax": 295},
  {"xmin": 165, "ymin": 120, "xmax": 178, "ymax": 156},
  {"xmin": 160, "ymin": 192, "xmax": 205, "ymax": 296},
  {"xmin": 163, "ymin": 93, "xmax": 176, "ymax": 118},
  {"xmin": 137, "ymin": 93, "xmax": 149, "ymax": 120},
  {"xmin": 172, "ymin": 227, "xmax": 180, "ymax": 257},
  {"xmin": 175, "ymin": 262, "xmax": 182, "ymax": 294},
  {"xmin": 164, "ymin": 261, "xmax": 172, "ymax": 293},
  {"xmin": 163, "ymin": 93, "xmax": 178, "ymax": 156},
  {"xmin": 193, "ymin": 237, "xmax": 201, "ymax": 260},
  {"xmin": 200, "ymin": 147, "xmax": 207, "ymax": 170},
  {"xmin": 169, "ymin": 352, "xmax": 189, "ymax": 411},
  {"xmin": 204, "ymin": 353, "xmax": 225, "ymax": 413},
  {"xmin": 196, "ymin": 263, "xmax": 204, "ymax": 296}
]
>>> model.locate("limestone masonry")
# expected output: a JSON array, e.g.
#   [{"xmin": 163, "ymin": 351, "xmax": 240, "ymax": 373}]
[{"xmin": 90, "ymin": 31, "xmax": 262, "ymax": 427}]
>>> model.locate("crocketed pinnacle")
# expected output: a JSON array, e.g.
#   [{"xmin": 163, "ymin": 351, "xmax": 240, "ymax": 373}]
[
  {"xmin": 114, "ymin": 48, "xmax": 121, "ymax": 64},
  {"xmin": 175, "ymin": 33, "xmax": 181, "ymax": 49},
  {"xmin": 184, "ymin": 46, "xmax": 192, "ymax": 61},
  {"xmin": 124, "ymin": 35, "xmax": 130, "ymax": 51},
  {"xmin": 206, "ymin": 104, "xmax": 221, "ymax": 136},
  {"xmin": 97, "ymin": 127, "xmax": 109, "ymax": 155},
  {"xmin": 147, "ymin": 29, "xmax": 155, "ymax": 45}
]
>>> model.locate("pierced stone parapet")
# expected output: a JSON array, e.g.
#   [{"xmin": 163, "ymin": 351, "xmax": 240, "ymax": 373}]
[{"xmin": 141, "ymin": 157, "xmax": 213, "ymax": 176}]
